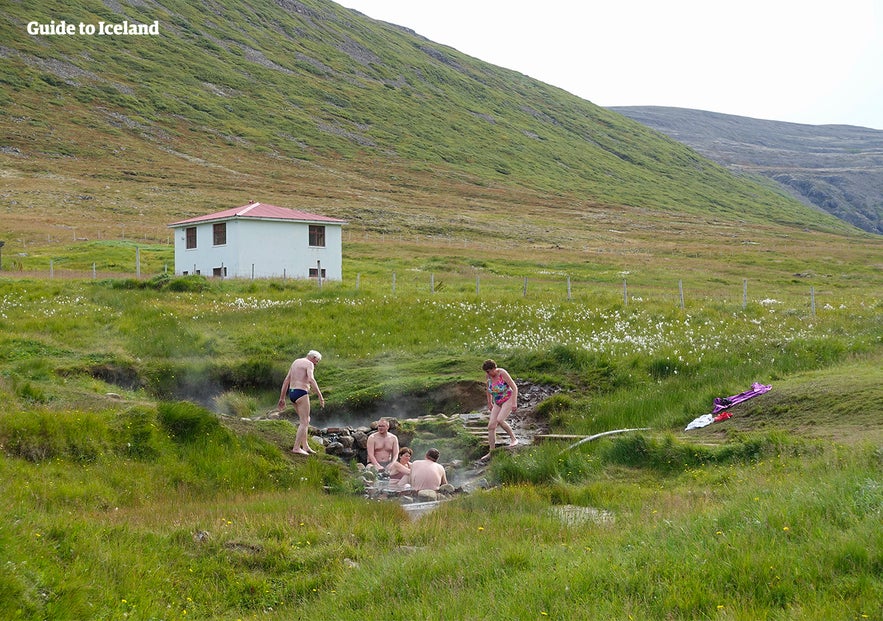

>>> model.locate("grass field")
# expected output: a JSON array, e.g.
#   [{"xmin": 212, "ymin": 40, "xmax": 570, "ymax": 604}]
[{"xmin": 0, "ymin": 270, "xmax": 880, "ymax": 620}]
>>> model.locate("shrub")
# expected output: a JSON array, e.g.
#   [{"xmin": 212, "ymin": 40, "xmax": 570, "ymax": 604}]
[
  {"xmin": 600, "ymin": 433, "xmax": 711, "ymax": 472},
  {"xmin": 0, "ymin": 411, "xmax": 112, "ymax": 463},
  {"xmin": 157, "ymin": 401, "xmax": 222, "ymax": 442},
  {"xmin": 0, "ymin": 411, "xmax": 62, "ymax": 461},
  {"xmin": 491, "ymin": 444, "xmax": 597, "ymax": 485},
  {"xmin": 146, "ymin": 273, "xmax": 172, "ymax": 289},
  {"xmin": 534, "ymin": 393, "xmax": 575, "ymax": 428},
  {"xmin": 167, "ymin": 275, "xmax": 210, "ymax": 292},
  {"xmin": 214, "ymin": 358, "xmax": 276, "ymax": 389},
  {"xmin": 213, "ymin": 391, "xmax": 259, "ymax": 418},
  {"xmin": 103, "ymin": 278, "xmax": 144, "ymax": 290},
  {"xmin": 15, "ymin": 381, "xmax": 47, "ymax": 403},
  {"xmin": 113, "ymin": 405, "xmax": 161, "ymax": 459},
  {"xmin": 599, "ymin": 432, "xmax": 813, "ymax": 473},
  {"xmin": 646, "ymin": 357, "xmax": 687, "ymax": 380}
]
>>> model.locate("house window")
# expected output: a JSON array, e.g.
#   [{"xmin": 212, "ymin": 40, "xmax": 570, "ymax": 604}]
[
  {"xmin": 185, "ymin": 227, "xmax": 197, "ymax": 249},
  {"xmin": 213, "ymin": 222, "xmax": 226, "ymax": 246},
  {"xmin": 309, "ymin": 268, "xmax": 327, "ymax": 279},
  {"xmin": 213, "ymin": 266, "xmax": 227, "ymax": 278},
  {"xmin": 309, "ymin": 225, "xmax": 326, "ymax": 247}
]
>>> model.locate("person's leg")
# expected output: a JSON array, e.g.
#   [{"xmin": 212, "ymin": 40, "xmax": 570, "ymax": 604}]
[
  {"xmin": 481, "ymin": 404, "xmax": 503, "ymax": 460},
  {"xmin": 292, "ymin": 396, "xmax": 313, "ymax": 454},
  {"xmin": 496, "ymin": 400, "xmax": 518, "ymax": 446},
  {"xmin": 487, "ymin": 404, "xmax": 501, "ymax": 450}
]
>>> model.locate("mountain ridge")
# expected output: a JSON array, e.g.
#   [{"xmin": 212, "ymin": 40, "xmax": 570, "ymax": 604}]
[{"xmin": 610, "ymin": 106, "xmax": 883, "ymax": 234}]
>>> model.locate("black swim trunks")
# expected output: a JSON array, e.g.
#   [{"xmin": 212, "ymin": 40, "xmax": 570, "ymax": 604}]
[{"xmin": 288, "ymin": 388, "xmax": 309, "ymax": 402}]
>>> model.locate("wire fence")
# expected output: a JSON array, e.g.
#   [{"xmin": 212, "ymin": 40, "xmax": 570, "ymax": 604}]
[
  {"xmin": 1, "ymin": 229, "xmax": 872, "ymax": 316},
  {"xmin": 1, "ymin": 259, "xmax": 856, "ymax": 317}
]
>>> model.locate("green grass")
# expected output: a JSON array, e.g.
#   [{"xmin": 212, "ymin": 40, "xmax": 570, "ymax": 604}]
[
  {"xmin": 0, "ymin": 274, "xmax": 881, "ymax": 619},
  {"xmin": 2, "ymin": 430, "xmax": 878, "ymax": 620}
]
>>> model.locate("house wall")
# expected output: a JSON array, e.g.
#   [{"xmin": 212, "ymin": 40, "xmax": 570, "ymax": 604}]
[{"xmin": 172, "ymin": 219, "xmax": 343, "ymax": 280}]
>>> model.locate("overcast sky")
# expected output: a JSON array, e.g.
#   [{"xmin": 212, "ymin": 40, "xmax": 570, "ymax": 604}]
[{"xmin": 338, "ymin": 0, "xmax": 883, "ymax": 130}]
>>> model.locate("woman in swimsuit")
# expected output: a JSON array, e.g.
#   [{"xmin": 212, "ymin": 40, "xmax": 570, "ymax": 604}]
[
  {"xmin": 481, "ymin": 359, "xmax": 518, "ymax": 460},
  {"xmin": 386, "ymin": 447, "xmax": 413, "ymax": 488}
]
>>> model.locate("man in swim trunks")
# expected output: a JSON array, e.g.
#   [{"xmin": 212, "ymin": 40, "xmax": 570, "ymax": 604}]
[
  {"xmin": 278, "ymin": 350, "xmax": 325, "ymax": 455},
  {"xmin": 366, "ymin": 417, "xmax": 399, "ymax": 472}
]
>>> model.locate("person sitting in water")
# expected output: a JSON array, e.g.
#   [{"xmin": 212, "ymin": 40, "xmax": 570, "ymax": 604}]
[
  {"xmin": 367, "ymin": 417, "xmax": 399, "ymax": 472},
  {"xmin": 408, "ymin": 448, "xmax": 447, "ymax": 491},
  {"xmin": 386, "ymin": 447, "xmax": 413, "ymax": 488}
]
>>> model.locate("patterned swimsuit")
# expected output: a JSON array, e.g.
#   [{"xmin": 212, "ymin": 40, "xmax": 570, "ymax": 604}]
[{"xmin": 488, "ymin": 374, "xmax": 512, "ymax": 406}]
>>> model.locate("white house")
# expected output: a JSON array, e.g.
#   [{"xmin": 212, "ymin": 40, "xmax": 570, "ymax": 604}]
[{"xmin": 168, "ymin": 202, "xmax": 347, "ymax": 280}]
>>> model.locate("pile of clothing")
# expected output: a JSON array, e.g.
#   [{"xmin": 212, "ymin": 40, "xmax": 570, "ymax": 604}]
[{"xmin": 684, "ymin": 382, "xmax": 772, "ymax": 431}]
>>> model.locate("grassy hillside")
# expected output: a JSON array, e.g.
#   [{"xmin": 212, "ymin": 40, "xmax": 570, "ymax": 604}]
[{"xmin": 1, "ymin": 0, "xmax": 865, "ymax": 255}]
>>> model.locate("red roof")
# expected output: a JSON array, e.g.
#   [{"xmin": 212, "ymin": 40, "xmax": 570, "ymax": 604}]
[{"xmin": 169, "ymin": 202, "xmax": 347, "ymax": 227}]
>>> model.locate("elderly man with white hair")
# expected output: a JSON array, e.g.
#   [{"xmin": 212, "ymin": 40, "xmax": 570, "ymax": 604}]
[{"xmin": 278, "ymin": 350, "xmax": 325, "ymax": 455}]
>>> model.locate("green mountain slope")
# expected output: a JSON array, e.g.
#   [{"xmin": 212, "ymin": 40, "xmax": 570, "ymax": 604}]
[{"xmin": 0, "ymin": 0, "xmax": 862, "ymax": 243}]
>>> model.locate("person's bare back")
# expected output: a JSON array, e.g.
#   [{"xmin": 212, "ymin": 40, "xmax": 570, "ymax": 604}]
[
  {"xmin": 288, "ymin": 357, "xmax": 316, "ymax": 391},
  {"xmin": 409, "ymin": 448, "xmax": 447, "ymax": 490}
]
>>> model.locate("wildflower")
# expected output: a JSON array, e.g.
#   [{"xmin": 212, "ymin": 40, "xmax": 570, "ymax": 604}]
[{"xmin": 478, "ymin": 526, "xmax": 484, "ymax": 531}]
